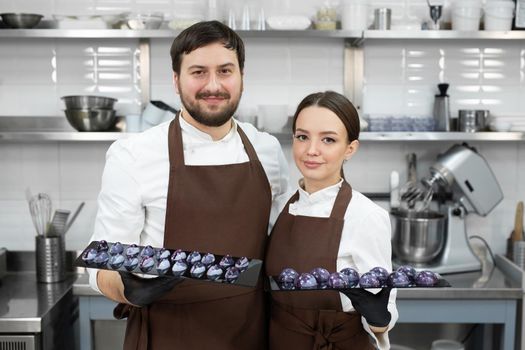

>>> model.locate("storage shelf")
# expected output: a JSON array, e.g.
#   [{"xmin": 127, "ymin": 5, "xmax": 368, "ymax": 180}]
[
  {"xmin": 1, "ymin": 131, "xmax": 523, "ymax": 142},
  {"xmin": 0, "ymin": 28, "xmax": 360, "ymax": 39},
  {"xmin": 1, "ymin": 28, "xmax": 524, "ymax": 40}
]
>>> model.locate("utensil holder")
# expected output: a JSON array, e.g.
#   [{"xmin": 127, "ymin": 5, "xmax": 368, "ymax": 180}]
[
  {"xmin": 512, "ymin": 241, "xmax": 525, "ymax": 271},
  {"xmin": 35, "ymin": 235, "xmax": 65, "ymax": 283}
]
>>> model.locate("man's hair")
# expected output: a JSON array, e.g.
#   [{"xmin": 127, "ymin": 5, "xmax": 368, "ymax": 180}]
[{"xmin": 170, "ymin": 20, "xmax": 245, "ymax": 74}]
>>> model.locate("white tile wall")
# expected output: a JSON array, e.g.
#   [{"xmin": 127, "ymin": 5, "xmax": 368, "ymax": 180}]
[{"xmin": 0, "ymin": 0, "xmax": 524, "ymax": 257}]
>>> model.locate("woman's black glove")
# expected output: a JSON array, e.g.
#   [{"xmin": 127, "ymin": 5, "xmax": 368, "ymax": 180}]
[
  {"xmin": 342, "ymin": 288, "xmax": 392, "ymax": 327},
  {"xmin": 119, "ymin": 272, "xmax": 183, "ymax": 307}
]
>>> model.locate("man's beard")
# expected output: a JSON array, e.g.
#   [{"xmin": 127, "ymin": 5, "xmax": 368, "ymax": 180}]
[{"xmin": 179, "ymin": 85, "xmax": 242, "ymax": 127}]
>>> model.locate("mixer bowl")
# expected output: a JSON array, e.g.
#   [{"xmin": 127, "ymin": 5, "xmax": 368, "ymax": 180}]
[{"xmin": 391, "ymin": 209, "xmax": 446, "ymax": 264}]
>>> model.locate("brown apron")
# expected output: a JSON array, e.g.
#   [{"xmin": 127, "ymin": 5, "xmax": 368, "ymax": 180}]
[
  {"xmin": 265, "ymin": 181, "xmax": 375, "ymax": 350},
  {"xmin": 115, "ymin": 113, "xmax": 272, "ymax": 350}
]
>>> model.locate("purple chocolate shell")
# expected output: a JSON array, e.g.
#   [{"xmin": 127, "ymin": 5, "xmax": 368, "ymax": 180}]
[
  {"xmin": 328, "ymin": 272, "xmax": 347, "ymax": 289},
  {"xmin": 295, "ymin": 273, "xmax": 317, "ymax": 290},
  {"xmin": 82, "ymin": 248, "xmax": 98, "ymax": 263},
  {"xmin": 201, "ymin": 253, "xmax": 216, "ymax": 267},
  {"xmin": 97, "ymin": 240, "xmax": 109, "ymax": 251},
  {"xmin": 310, "ymin": 267, "xmax": 330, "ymax": 285},
  {"xmin": 339, "ymin": 267, "xmax": 360, "ymax": 287},
  {"xmin": 108, "ymin": 254, "xmax": 125, "ymax": 269},
  {"xmin": 387, "ymin": 271, "xmax": 411, "ymax": 287},
  {"xmin": 278, "ymin": 268, "xmax": 299, "ymax": 284},
  {"xmin": 359, "ymin": 272, "xmax": 381, "ymax": 288},
  {"xmin": 370, "ymin": 266, "xmax": 389, "ymax": 285},
  {"xmin": 156, "ymin": 258, "xmax": 171, "ymax": 275},
  {"xmin": 396, "ymin": 265, "xmax": 417, "ymax": 282},
  {"xmin": 109, "ymin": 242, "xmax": 124, "ymax": 256},
  {"xmin": 190, "ymin": 262, "xmax": 206, "ymax": 278},
  {"xmin": 206, "ymin": 264, "xmax": 223, "ymax": 281},
  {"xmin": 124, "ymin": 257, "xmax": 139, "ymax": 271},
  {"xmin": 94, "ymin": 251, "xmax": 109, "ymax": 267},
  {"xmin": 172, "ymin": 261, "xmax": 188, "ymax": 277},
  {"xmin": 415, "ymin": 270, "xmax": 439, "ymax": 287},
  {"xmin": 186, "ymin": 251, "xmax": 202, "ymax": 265},
  {"xmin": 225, "ymin": 266, "xmax": 241, "ymax": 283},
  {"xmin": 170, "ymin": 249, "xmax": 187, "ymax": 263},
  {"xmin": 234, "ymin": 257, "xmax": 250, "ymax": 271},
  {"xmin": 219, "ymin": 255, "xmax": 235, "ymax": 268},
  {"xmin": 140, "ymin": 245, "xmax": 155, "ymax": 258},
  {"xmin": 139, "ymin": 256, "xmax": 155, "ymax": 273},
  {"xmin": 125, "ymin": 244, "xmax": 140, "ymax": 258},
  {"xmin": 156, "ymin": 248, "xmax": 171, "ymax": 260}
]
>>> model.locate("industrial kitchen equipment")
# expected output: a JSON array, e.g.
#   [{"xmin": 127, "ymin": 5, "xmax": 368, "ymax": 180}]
[{"xmin": 392, "ymin": 143, "xmax": 503, "ymax": 274}]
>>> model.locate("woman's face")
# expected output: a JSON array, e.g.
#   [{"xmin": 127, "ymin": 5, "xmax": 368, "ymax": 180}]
[{"xmin": 293, "ymin": 106, "xmax": 358, "ymax": 192}]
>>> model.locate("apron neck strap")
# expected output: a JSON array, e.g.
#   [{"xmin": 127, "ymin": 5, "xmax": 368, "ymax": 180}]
[
  {"xmin": 168, "ymin": 113, "xmax": 259, "ymax": 168},
  {"xmin": 329, "ymin": 181, "xmax": 352, "ymax": 220},
  {"xmin": 282, "ymin": 181, "xmax": 352, "ymax": 220}
]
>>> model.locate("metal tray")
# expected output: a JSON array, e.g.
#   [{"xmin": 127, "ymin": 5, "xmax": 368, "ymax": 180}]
[
  {"xmin": 74, "ymin": 241, "xmax": 262, "ymax": 288},
  {"xmin": 267, "ymin": 276, "xmax": 451, "ymax": 291}
]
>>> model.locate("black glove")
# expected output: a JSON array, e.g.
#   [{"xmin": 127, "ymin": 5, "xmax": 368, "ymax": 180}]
[
  {"xmin": 342, "ymin": 288, "xmax": 392, "ymax": 327},
  {"xmin": 119, "ymin": 272, "xmax": 183, "ymax": 307}
]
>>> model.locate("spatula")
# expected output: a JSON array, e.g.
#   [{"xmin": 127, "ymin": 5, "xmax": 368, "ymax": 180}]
[{"xmin": 512, "ymin": 201, "xmax": 524, "ymax": 242}]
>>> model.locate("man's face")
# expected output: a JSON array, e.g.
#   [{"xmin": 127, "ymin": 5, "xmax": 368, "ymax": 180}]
[{"xmin": 174, "ymin": 42, "xmax": 243, "ymax": 127}]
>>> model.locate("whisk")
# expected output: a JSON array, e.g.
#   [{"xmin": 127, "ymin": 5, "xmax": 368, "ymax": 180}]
[{"xmin": 28, "ymin": 193, "xmax": 52, "ymax": 237}]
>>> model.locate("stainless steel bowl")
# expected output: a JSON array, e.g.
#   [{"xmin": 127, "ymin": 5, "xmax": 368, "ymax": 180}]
[
  {"xmin": 391, "ymin": 209, "xmax": 446, "ymax": 264},
  {"xmin": 61, "ymin": 95, "xmax": 117, "ymax": 110},
  {"xmin": 64, "ymin": 109, "xmax": 117, "ymax": 131},
  {"xmin": 0, "ymin": 13, "xmax": 43, "ymax": 28}
]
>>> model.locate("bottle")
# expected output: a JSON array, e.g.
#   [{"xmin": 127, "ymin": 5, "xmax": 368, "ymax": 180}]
[{"xmin": 433, "ymin": 83, "xmax": 451, "ymax": 131}]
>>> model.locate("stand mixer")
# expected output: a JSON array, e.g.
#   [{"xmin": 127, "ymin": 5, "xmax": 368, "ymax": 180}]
[{"xmin": 392, "ymin": 143, "xmax": 503, "ymax": 274}]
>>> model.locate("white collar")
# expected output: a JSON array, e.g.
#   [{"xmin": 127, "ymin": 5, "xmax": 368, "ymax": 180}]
[
  {"xmin": 297, "ymin": 179, "xmax": 343, "ymax": 204},
  {"xmin": 179, "ymin": 109, "xmax": 237, "ymax": 142}
]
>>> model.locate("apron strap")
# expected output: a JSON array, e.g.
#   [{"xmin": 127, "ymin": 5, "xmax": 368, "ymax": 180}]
[
  {"xmin": 168, "ymin": 113, "xmax": 262, "ymax": 169},
  {"xmin": 329, "ymin": 181, "xmax": 352, "ymax": 220}
]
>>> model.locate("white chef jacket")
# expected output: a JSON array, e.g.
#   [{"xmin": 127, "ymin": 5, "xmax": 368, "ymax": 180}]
[
  {"xmin": 88, "ymin": 114, "xmax": 291, "ymax": 293},
  {"xmin": 288, "ymin": 179, "xmax": 398, "ymax": 350}
]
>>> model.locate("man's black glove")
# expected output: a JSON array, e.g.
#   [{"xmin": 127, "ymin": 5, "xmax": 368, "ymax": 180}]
[
  {"xmin": 342, "ymin": 287, "xmax": 392, "ymax": 327},
  {"xmin": 119, "ymin": 272, "xmax": 183, "ymax": 307}
]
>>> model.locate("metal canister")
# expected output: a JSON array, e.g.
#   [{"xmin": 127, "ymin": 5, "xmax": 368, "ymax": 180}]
[
  {"xmin": 374, "ymin": 8, "xmax": 392, "ymax": 30},
  {"xmin": 35, "ymin": 235, "xmax": 66, "ymax": 283}
]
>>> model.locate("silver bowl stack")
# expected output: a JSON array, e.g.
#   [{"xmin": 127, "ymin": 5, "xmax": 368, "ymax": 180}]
[{"xmin": 61, "ymin": 95, "xmax": 118, "ymax": 132}]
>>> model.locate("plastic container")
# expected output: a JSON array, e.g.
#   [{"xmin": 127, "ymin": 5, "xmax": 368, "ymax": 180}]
[
  {"xmin": 341, "ymin": 0, "xmax": 369, "ymax": 30},
  {"xmin": 452, "ymin": 1, "xmax": 482, "ymax": 30},
  {"xmin": 484, "ymin": 1, "xmax": 515, "ymax": 30}
]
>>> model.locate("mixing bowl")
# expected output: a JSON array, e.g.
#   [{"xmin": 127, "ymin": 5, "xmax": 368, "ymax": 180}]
[
  {"xmin": 391, "ymin": 209, "xmax": 446, "ymax": 264},
  {"xmin": 64, "ymin": 109, "xmax": 117, "ymax": 131},
  {"xmin": 0, "ymin": 13, "xmax": 43, "ymax": 28},
  {"xmin": 61, "ymin": 95, "xmax": 117, "ymax": 109}
]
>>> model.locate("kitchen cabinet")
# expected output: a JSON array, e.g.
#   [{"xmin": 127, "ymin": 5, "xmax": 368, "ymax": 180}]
[{"xmin": 1, "ymin": 29, "xmax": 524, "ymax": 142}]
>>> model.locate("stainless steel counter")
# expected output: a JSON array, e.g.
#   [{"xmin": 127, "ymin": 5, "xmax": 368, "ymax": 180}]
[{"xmin": 0, "ymin": 272, "xmax": 77, "ymax": 332}]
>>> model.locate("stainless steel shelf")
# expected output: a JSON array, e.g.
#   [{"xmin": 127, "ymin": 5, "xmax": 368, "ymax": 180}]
[
  {"xmin": 363, "ymin": 30, "xmax": 525, "ymax": 40},
  {"xmin": 0, "ymin": 28, "xmax": 360, "ymax": 39},
  {"xmin": 2, "ymin": 28, "xmax": 524, "ymax": 40},
  {"xmin": 1, "ymin": 131, "xmax": 523, "ymax": 142}
]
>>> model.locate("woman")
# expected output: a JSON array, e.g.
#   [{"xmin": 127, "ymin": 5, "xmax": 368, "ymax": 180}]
[{"xmin": 265, "ymin": 91, "xmax": 397, "ymax": 350}]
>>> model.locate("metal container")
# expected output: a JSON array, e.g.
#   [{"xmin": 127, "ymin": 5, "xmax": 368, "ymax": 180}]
[
  {"xmin": 35, "ymin": 235, "xmax": 65, "ymax": 283},
  {"xmin": 458, "ymin": 109, "xmax": 488, "ymax": 132},
  {"xmin": 391, "ymin": 209, "xmax": 446, "ymax": 263},
  {"xmin": 374, "ymin": 8, "xmax": 392, "ymax": 30},
  {"xmin": 61, "ymin": 95, "xmax": 117, "ymax": 109},
  {"xmin": 64, "ymin": 108, "xmax": 117, "ymax": 131}
]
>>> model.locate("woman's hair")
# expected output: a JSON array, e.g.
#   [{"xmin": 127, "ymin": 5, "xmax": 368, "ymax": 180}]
[
  {"xmin": 292, "ymin": 91, "xmax": 360, "ymax": 142},
  {"xmin": 170, "ymin": 20, "xmax": 245, "ymax": 74}
]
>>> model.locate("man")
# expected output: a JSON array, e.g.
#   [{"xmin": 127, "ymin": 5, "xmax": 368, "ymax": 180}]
[{"xmin": 88, "ymin": 20, "xmax": 290, "ymax": 349}]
